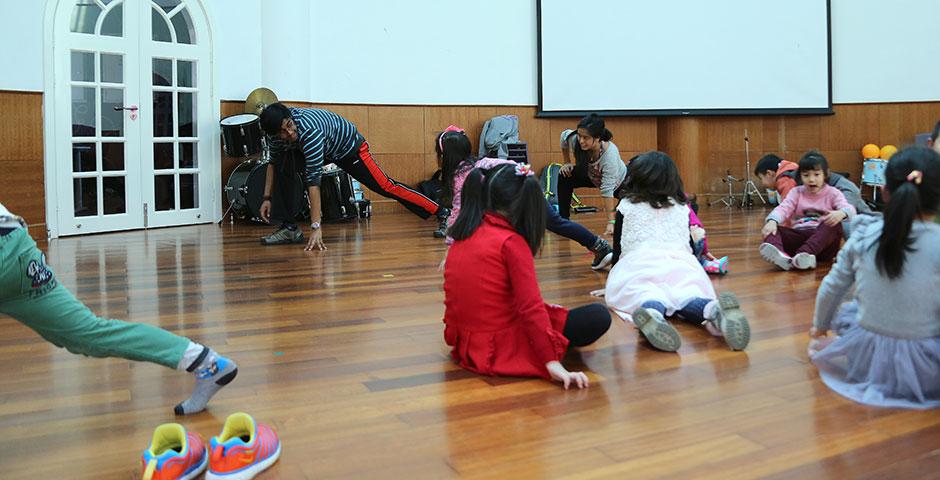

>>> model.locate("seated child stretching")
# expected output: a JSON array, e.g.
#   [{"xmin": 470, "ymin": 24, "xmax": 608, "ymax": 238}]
[
  {"xmin": 809, "ymin": 146, "xmax": 940, "ymax": 409},
  {"xmin": 603, "ymin": 151, "xmax": 750, "ymax": 352},
  {"xmin": 443, "ymin": 164, "xmax": 611, "ymax": 389},
  {"xmin": 437, "ymin": 126, "xmax": 613, "ymax": 270},
  {"xmin": 760, "ymin": 151, "xmax": 856, "ymax": 270},
  {"xmin": 0, "ymin": 202, "xmax": 236, "ymax": 415}
]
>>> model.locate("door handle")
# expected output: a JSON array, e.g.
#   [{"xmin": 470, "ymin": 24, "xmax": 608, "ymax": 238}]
[{"xmin": 113, "ymin": 105, "xmax": 139, "ymax": 111}]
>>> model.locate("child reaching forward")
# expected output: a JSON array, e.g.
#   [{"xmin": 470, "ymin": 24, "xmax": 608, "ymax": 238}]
[
  {"xmin": 760, "ymin": 151, "xmax": 856, "ymax": 270},
  {"xmin": 810, "ymin": 146, "xmax": 940, "ymax": 409},
  {"xmin": 443, "ymin": 164, "xmax": 611, "ymax": 388},
  {"xmin": 604, "ymin": 152, "xmax": 749, "ymax": 352}
]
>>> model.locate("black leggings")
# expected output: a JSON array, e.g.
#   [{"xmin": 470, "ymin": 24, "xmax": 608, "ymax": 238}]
[{"xmin": 563, "ymin": 303, "xmax": 611, "ymax": 347}]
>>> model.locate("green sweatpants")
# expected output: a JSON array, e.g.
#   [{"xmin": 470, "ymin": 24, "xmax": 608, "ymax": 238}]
[{"xmin": 0, "ymin": 228, "xmax": 188, "ymax": 369}]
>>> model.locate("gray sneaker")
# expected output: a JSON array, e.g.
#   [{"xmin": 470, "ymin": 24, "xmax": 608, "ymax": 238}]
[
  {"xmin": 791, "ymin": 252, "xmax": 817, "ymax": 270},
  {"xmin": 261, "ymin": 226, "xmax": 305, "ymax": 245},
  {"xmin": 632, "ymin": 307, "xmax": 681, "ymax": 352},
  {"xmin": 759, "ymin": 243, "xmax": 792, "ymax": 271},
  {"xmin": 590, "ymin": 237, "xmax": 614, "ymax": 270},
  {"xmin": 710, "ymin": 292, "xmax": 751, "ymax": 351}
]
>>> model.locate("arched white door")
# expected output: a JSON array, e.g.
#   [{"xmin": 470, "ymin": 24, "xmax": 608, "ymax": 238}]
[{"xmin": 46, "ymin": 0, "xmax": 217, "ymax": 236}]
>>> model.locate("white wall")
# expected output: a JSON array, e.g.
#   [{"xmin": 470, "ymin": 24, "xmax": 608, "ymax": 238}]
[{"xmin": 3, "ymin": 0, "xmax": 938, "ymax": 105}]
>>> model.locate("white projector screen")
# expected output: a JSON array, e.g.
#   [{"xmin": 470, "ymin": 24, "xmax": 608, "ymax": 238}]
[{"xmin": 538, "ymin": 0, "xmax": 832, "ymax": 116}]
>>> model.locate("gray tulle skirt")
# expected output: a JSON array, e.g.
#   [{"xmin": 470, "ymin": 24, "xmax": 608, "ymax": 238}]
[{"xmin": 811, "ymin": 302, "xmax": 940, "ymax": 409}]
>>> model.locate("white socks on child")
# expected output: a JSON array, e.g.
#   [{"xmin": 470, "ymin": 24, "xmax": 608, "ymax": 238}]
[{"xmin": 174, "ymin": 342, "xmax": 238, "ymax": 415}]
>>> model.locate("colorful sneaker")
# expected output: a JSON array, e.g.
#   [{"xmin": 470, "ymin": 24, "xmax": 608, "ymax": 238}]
[
  {"xmin": 791, "ymin": 252, "xmax": 817, "ymax": 270},
  {"xmin": 260, "ymin": 226, "xmax": 304, "ymax": 245},
  {"xmin": 141, "ymin": 423, "xmax": 208, "ymax": 480},
  {"xmin": 632, "ymin": 307, "xmax": 681, "ymax": 352},
  {"xmin": 207, "ymin": 413, "xmax": 281, "ymax": 480},
  {"xmin": 759, "ymin": 243, "xmax": 792, "ymax": 271},
  {"xmin": 702, "ymin": 256, "xmax": 729, "ymax": 275},
  {"xmin": 590, "ymin": 237, "xmax": 614, "ymax": 270},
  {"xmin": 709, "ymin": 292, "xmax": 751, "ymax": 351}
]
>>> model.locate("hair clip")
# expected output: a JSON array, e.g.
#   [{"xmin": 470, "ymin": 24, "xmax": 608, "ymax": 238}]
[
  {"xmin": 514, "ymin": 163, "xmax": 534, "ymax": 177},
  {"xmin": 438, "ymin": 125, "xmax": 466, "ymax": 152},
  {"xmin": 906, "ymin": 170, "xmax": 923, "ymax": 185}
]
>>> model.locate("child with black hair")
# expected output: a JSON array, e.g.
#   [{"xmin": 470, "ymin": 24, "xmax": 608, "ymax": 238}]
[
  {"xmin": 810, "ymin": 145, "xmax": 940, "ymax": 409},
  {"xmin": 436, "ymin": 127, "xmax": 613, "ymax": 270},
  {"xmin": 443, "ymin": 164, "xmax": 612, "ymax": 389},
  {"xmin": 603, "ymin": 152, "xmax": 749, "ymax": 352},
  {"xmin": 929, "ymin": 119, "xmax": 940, "ymax": 156},
  {"xmin": 760, "ymin": 151, "xmax": 857, "ymax": 270},
  {"xmin": 755, "ymin": 153, "xmax": 800, "ymax": 202}
]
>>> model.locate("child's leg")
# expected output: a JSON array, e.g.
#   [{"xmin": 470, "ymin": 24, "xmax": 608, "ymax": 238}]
[
  {"xmin": 764, "ymin": 226, "xmax": 810, "ymax": 256},
  {"xmin": 0, "ymin": 231, "xmax": 236, "ymax": 414},
  {"xmin": 675, "ymin": 297, "xmax": 716, "ymax": 325},
  {"xmin": 562, "ymin": 303, "xmax": 612, "ymax": 347},
  {"xmin": 632, "ymin": 300, "xmax": 681, "ymax": 352},
  {"xmin": 795, "ymin": 222, "xmax": 844, "ymax": 261}
]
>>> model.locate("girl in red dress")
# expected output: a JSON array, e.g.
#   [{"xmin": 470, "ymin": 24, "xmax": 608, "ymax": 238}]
[{"xmin": 443, "ymin": 163, "xmax": 611, "ymax": 389}]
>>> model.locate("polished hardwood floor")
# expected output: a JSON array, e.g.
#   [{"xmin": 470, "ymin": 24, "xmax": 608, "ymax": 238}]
[{"xmin": 1, "ymin": 207, "xmax": 938, "ymax": 479}]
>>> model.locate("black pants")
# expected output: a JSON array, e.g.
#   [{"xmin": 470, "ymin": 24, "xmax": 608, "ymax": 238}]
[
  {"xmin": 563, "ymin": 303, "xmax": 611, "ymax": 347},
  {"xmin": 556, "ymin": 167, "xmax": 595, "ymax": 219},
  {"xmin": 270, "ymin": 138, "xmax": 442, "ymax": 225}
]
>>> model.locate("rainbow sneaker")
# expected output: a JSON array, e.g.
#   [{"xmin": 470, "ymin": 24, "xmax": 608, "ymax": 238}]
[
  {"xmin": 207, "ymin": 412, "xmax": 281, "ymax": 480},
  {"xmin": 141, "ymin": 423, "xmax": 208, "ymax": 480},
  {"xmin": 702, "ymin": 256, "xmax": 729, "ymax": 275}
]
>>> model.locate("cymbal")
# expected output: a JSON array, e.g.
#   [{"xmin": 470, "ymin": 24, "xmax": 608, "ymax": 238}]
[{"xmin": 244, "ymin": 87, "xmax": 278, "ymax": 115}]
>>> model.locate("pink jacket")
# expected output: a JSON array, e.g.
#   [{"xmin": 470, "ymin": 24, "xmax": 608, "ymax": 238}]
[{"xmin": 766, "ymin": 184, "xmax": 856, "ymax": 229}]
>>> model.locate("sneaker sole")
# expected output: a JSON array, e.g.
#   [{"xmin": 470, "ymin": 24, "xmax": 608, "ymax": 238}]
[
  {"xmin": 179, "ymin": 453, "xmax": 208, "ymax": 480},
  {"xmin": 206, "ymin": 443, "xmax": 281, "ymax": 480},
  {"xmin": 718, "ymin": 292, "xmax": 751, "ymax": 350},
  {"xmin": 592, "ymin": 251, "xmax": 614, "ymax": 270},
  {"xmin": 759, "ymin": 243, "xmax": 791, "ymax": 271},
  {"xmin": 632, "ymin": 308, "xmax": 681, "ymax": 352},
  {"xmin": 792, "ymin": 253, "xmax": 817, "ymax": 270}
]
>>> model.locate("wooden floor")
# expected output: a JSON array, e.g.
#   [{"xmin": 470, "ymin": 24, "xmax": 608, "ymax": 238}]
[{"xmin": 2, "ymin": 207, "xmax": 938, "ymax": 479}]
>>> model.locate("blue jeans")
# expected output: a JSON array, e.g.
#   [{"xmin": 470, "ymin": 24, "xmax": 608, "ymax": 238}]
[{"xmin": 545, "ymin": 200, "xmax": 597, "ymax": 249}]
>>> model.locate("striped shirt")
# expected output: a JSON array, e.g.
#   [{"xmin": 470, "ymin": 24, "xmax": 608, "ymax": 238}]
[{"xmin": 267, "ymin": 108, "xmax": 361, "ymax": 187}]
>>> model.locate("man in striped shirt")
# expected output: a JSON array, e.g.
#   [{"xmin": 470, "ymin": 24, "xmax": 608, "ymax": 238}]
[{"xmin": 259, "ymin": 103, "xmax": 448, "ymax": 250}]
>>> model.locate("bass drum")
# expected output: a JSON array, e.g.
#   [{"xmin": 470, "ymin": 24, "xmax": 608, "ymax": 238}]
[{"xmin": 225, "ymin": 160, "xmax": 306, "ymax": 222}]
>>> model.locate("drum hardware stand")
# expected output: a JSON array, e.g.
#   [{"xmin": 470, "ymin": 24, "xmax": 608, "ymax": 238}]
[
  {"xmin": 709, "ymin": 170, "xmax": 740, "ymax": 208},
  {"xmin": 739, "ymin": 129, "xmax": 765, "ymax": 208}
]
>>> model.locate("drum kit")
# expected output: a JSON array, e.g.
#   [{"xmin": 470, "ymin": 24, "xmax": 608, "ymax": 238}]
[{"xmin": 220, "ymin": 88, "xmax": 369, "ymax": 224}]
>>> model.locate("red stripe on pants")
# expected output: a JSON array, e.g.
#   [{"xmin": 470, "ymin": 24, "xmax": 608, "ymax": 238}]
[{"xmin": 357, "ymin": 142, "xmax": 439, "ymax": 217}]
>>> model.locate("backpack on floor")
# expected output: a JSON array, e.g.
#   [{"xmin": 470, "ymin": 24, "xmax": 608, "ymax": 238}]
[{"xmin": 417, "ymin": 170, "xmax": 443, "ymax": 203}]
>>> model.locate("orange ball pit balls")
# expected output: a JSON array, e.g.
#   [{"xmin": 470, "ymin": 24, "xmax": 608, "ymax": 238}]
[
  {"xmin": 861, "ymin": 144, "xmax": 881, "ymax": 159},
  {"xmin": 880, "ymin": 144, "xmax": 898, "ymax": 160}
]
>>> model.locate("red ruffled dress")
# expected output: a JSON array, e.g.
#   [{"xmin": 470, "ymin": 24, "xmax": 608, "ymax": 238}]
[{"xmin": 443, "ymin": 213, "xmax": 570, "ymax": 379}]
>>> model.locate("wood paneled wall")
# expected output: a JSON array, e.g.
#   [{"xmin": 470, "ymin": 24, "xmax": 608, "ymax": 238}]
[
  {"xmin": 0, "ymin": 91, "xmax": 46, "ymax": 240},
  {"xmin": 5, "ymin": 88, "xmax": 940, "ymax": 240}
]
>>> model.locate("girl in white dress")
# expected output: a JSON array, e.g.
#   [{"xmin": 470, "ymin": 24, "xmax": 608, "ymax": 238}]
[{"xmin": 604, "ymin": 151, "xmax": 750, "ymax": 352}]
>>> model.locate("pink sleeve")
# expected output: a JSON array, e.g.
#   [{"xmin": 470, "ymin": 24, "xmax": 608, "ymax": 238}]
[
  {"xmin": 829, "ymin": 187, "xmax": 856, "ymax": 217},
  {"xmin": 447, "ymin": 158, "xmax": 518, "ymax": 244}
]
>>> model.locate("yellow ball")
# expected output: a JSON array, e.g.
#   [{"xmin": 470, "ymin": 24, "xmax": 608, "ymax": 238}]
[
  {"xmin": 880, "ymin": 144, "xmax": 898, "ymax": 160},
  {"xmin": 861, "ymin": 144, "xmax": 880, "ymax": 159}
]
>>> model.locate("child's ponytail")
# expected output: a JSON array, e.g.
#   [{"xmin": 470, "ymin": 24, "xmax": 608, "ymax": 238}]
[
  {"xmin": 509, "ymin": 175, "xmax": 547, "ymax": 255},
  {"xmin": 875, "ymin": 146, "xmax": 940, "ymax": 279},
  {"xmin": 449, "ymin": 168, "xmax": 487, "ymax": 242}
]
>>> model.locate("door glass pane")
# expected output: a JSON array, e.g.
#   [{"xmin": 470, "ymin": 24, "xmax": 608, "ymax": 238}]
[
  {"xmin": 71, "ymin": 87, "xmax": 96, "ymax": 137},
  {"xmin": 152, "ymin": 8, "xmax": 172, "ymax": 42},
  {"xmin": 179, "ymin": 142, "xmax": 196, "ymax": 168},
  {"xmin": 71, "ymin": 51, "xmax": 95, "ymax": 82},
  {"xmin": 180, "ymin": 174, "xmax": 198, "ymax": 209},
  {"xmin": 152, "ymin": 58, "xmax": 172, "ymax": 86},
  {"xmin": 100, "ymin": 54, "xmax": 123, "ymax": 84},
  {"xmin": 153, "ymin": 91, "xmax": 173, "ymax": 137},
  {"xmin": 154, "ymin": 143, "xmax": 174, "ymax": 170},
  {"xmin": 74, "ymin": 177, "xmax": 98, "ymax": 217},
  {"xmin": 99, "ymin": 3, "xmax": 123, "ymax": 37},
  {"xmin": 102, "ymin": 143, "xmax": 124, "ymax": 171},
  {"xmin": 70, "ymin": 2, "xmax": 101, "ymax": 34},
  {"xmin": 154, "ymin": 175, "xmax": 176, "ymax": 211},
  {"xmin": 72, "ymin": 143, "xmax": 97, "ymax": 172},
  {"xmin": 170, "ymin": 9, "xmax": 195, "ymax": 44},
  {"xmin": 154, "ymin": 0, "xmax": 180, "ymax": 14},
  {"xmin": 177, "ymin": 60, "xmax": 194, "ymax": 87},
  {"xmin": 101, "ymin": 88, "xmax": 124, "ymax": 137},
  {"xmin": 178, "ymin": 92, "xmax": 194, "ymax": 137},
  {"xmin": 103, "ymin": 176, "xmax": 127, "ymax": 214}
]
